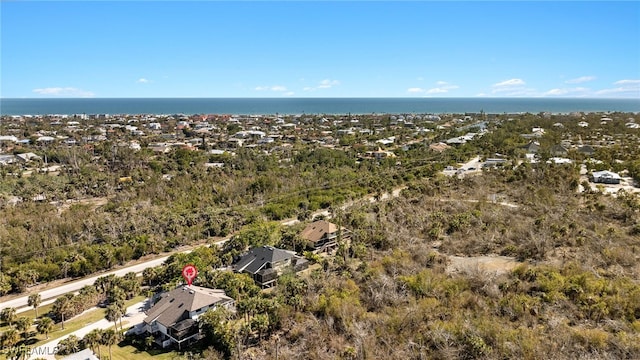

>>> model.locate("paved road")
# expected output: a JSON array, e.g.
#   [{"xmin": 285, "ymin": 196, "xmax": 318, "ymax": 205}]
[
  {"xmin": 1, "ymin": 236, "xmax": 234, "ymax": 313},
  {"xmin": 1, "ymin": 185, "xmax": 404, "ymax": 313},
  {"xmin": 5, "ymin": 183, "xmax": 409, "ymax": 359},
  {"xmin": 0, "ymin": 257, "xmax": 168, "ymax": 311},
  {"xmin": 27, "ymin": 300, "xmax": 148, "ymax": 360},
  {"xmin": 442, "ymin": 156, "xmax": 482, "ymax": 177}
]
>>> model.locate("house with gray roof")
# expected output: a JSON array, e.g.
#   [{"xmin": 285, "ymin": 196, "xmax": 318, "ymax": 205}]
[
  {"xmin": 16, "ymin": 152, "xmax": 42, "ymax": 163},
  {"xmin": 522, "ymin": 141, "xmax": 540, "ymax": 154},
  {"xmin": 0, "ymin": 154, "xmax": 17, "ymax": 165},
  {"xmin": 576, "ymin": 145, "xmax": 595, "ymax": 156},
  {"xmin": 233, "ymin": 246, "xmax": 308, "ymax": 288},
  {"xmin": 142, "ymin": 285, "xmax": 233, "ymax": 349},
  {"xmin": 591, "ymin": 170, "xmax": 622, "ymax": 184},
  {"xmin": 550, "ymin": 144, "xmax": 569, "ymax": 157},
  {"xmin": 0, "ymin": 135, "xmax": 19, "ymax": 144}
]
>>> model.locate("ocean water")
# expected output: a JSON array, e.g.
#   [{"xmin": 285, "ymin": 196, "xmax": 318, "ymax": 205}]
[{"xmin": 1, "ymin": 98, "xmax": 639, "ymax": 116}]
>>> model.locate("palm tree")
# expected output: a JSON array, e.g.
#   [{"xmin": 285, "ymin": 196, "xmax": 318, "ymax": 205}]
[
  {"xmin": 1, "ymin": 307, "xmax": 17, "ymax": 327},
  {"xmin": 107, "ymin": 286, "xmax": 126, "ymax": 308},
  {"xmin": 235, "ymin": 298, "xmax": 253, "ymax": 323},
  {"xmin": 1, "ymin": 328, "xmax": 20, "ymax": 348},
  {"xmin": 94, "ymin": 274, "xmax": 113, "ymax": 294},
  {"xmin": 144, "ymin": 335, "xmax": 154, "ymax": 350},
  {"xmin": 37, "ymin": 317, "xmax": 54, "ymax": 340},
  {"xmin": 20, "ymin": 344, "xmax": 33, "ymax": 360},
  {"xmin": 83, "ymin": 329, "xmax": 103, "ymax": 359},
  {"xmin": 142, "ymin": 267, "xmax": 158, "ymax": 286},
  {"xmin": 25, "ymin": 269, "xmax": 39, "ymax": 288},
  {"xmin": 251, "ymin": 313, "xmax": 269, "ymax": 341},
  {"xmin": 61, "ymin": 260, "xmax": 71, "ymax": 279},
  {"xmin": 52, "ymin": 296, "xmax": 71, "ymax": 330},
  {"xmin": 28, "ymin": 293, "xmax": 42, "ymax": 318},
  {"xmin": 15, "ymin": 317, "xmax": 33, "ymax": 339},
  {"xmin": 0, "ymin": 273, "xmax": 11, "ymax": 296},
  {"xmin": 79, "ymin": 285, "xmax": 100, "ymax": 304},
  {"xmin": 58, "ymin": 334, "xmax": 80, "ymax": 355},
  {"xmin": 7, "ymin": 344, "xmax": 30, "ymax": 360},
  {"xmin": 101, "ymin": 328, "xmax": 119, "ymax": 360},
  {"xmin": 105, "ymin": 304, "xmax": 123, "ymax": 332}
]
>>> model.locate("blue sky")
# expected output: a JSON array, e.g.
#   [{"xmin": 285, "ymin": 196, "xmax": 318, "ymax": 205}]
[{"xmin": 2, "ymin": 1, "xmax": 639, "ymax": 98}]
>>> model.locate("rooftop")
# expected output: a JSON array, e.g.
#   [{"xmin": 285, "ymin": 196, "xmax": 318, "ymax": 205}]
[
  {"xmin": 300, "ymin": 220, "xmax": 339, "ymax": 243},
  {"xmin": 144, "ymin": 285, "xmax": 232, "ymax": 328},
  {"xmin": 234, "ymin": 246, "xmax": 297, "ymax": 275}
]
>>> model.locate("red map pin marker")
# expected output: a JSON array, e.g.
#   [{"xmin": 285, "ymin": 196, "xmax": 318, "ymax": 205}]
[{"xmin": 181, "ymin": 264, "xmax": 198, "ymax": 286}]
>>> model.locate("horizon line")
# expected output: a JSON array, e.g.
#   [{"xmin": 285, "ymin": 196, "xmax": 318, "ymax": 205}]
[{"xmin": 3, "ymin": 96, "xmax": 640, "ymax": 100}]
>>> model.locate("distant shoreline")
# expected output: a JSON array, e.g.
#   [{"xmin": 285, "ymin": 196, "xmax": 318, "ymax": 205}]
[{"xmin": 2, "ymin": 97, "xmax": 639, "ymax": 116}]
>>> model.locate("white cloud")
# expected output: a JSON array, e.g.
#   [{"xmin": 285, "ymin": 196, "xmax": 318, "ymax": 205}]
[
  {"xmin": 493, "ymin": 78, "xmax": 525, "ymax": 87},
  {"xmin": 565, "ymin": 76, "xmax": 595, "ymax": 84},
  {"xmin": 501, "ymin": 89, "xmax": 539, "ymax": 97},
  {"xmin": 595, "ymin": 79, "xmax": 640, "ymax": 97},
  {"xmin": 526, "ymin": 80, "xmax": 639, "ymax": 97},
  {"xmin": 491, "ymin": 88, "xmax": 538, "ymax": 96},
  {"xmin": 595, "ymin": 87, "xmax": 640, "ymax": 96},
  {"xmin": 491, "ymin": 78, "xmax": 534, "ymax": 95},
  {"xmin": 137, "ymin": 78, "xmax": 150, "ymax": 83},
  {"xmin": 284, "ymin": 92, "xmax": 295, "ymax": 96},
  {"xmin": 614, "ymin": 79, "xmax": 640, "ymax": 85},
  {"xmin": 32, "ymin": 87, "xmax": 95, "ymax": 97},
  {"xmin": 543, "ymin": 87, "xmax": 589, "ymax": 96},
  {"xmin": 318, "ymin": 79, "xmax": 340, "ymax": 89},
  {"xmin": 426, "ymin": 88, "xmax": 448, "ymax": 94},
  {"xmin": 255, "ymin": 85, "xmax": 288, "ymax": 92},
  {"xmin": 407, "ymin": 87, "xmax": 426, "ymax": 93},
  {"xmin": 303, "ymin": 79, "xmax": 341, "ymax": 91},
  {"xmin": 544, "ymin": 88, "xmax": 569, "ymax": 96},
  {"xmin": 426, "ymin": 82, "xmax": 459, "ymax": 95},
  {"xmin": 596, "ymin": 87, "xmax": 630, "ymax": 95},
  {"xmin": 409, "ymin": 81, "xmax": 459, "ymax": 95}
]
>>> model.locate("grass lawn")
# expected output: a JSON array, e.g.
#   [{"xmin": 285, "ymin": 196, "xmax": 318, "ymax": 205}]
[
  {"xmin": 12, "ymin": 295, "xmax": 147, "ymax": 348},
  {"xmin": 0, "ymin": 294, "xmax": 184, "ymax": 360},
  {"xmin": 22, "ymin": 303, "xmax": 56, "ymax": 320},
  {"xmin": 29, "ymin": 307, "xmax": 108, "ymax": 347},
  {"xmin": 107, "ymin": 344, "xmax": 179, "ymax": 360},
  {"xmin": 0, "ymin": 303, "xmax": 55, "ymax": 332}
]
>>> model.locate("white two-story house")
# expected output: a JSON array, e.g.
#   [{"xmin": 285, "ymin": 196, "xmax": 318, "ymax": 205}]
[{"xmin": 142, "ymin": 286, "xmax": 234, "ymax": 349}]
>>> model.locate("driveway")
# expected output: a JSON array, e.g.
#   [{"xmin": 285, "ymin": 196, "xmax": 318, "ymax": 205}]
[{"xmin": 27, "ymin": 300, "xmax": 148, "ymax": 360}]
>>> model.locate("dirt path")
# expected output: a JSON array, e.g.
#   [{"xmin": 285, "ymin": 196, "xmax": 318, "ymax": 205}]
[
  {"xmin": 435, "ymin": 197, "xmax": 519, "ymax": 208},
  {"xmin": 446, "ymin": 255, "xmax": 521, "ymax": 276},
  {"xmin": 52, "ymin": 196, "xmax": 109, "ymax": 213}
]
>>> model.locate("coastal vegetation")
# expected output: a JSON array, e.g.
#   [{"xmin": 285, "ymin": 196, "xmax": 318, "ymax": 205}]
[
  {"xmin": 0, "ymin": 111, "xmax": 639, "ymax": 359},
  {"xmin": 190, "ymin": 162, "xmax": 639, "ymax": 359}
]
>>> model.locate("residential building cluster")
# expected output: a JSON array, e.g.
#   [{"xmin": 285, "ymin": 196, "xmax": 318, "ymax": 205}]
[{"xmin": 131, "ymin": 219, "xmax": 349, "ymax": 349}]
